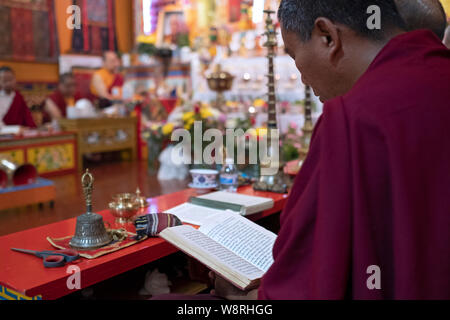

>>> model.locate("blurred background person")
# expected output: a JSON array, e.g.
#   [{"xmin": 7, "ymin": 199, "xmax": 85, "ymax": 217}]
[
  {"xmin": 43, "ymin": 73, "xmax": 78, "ymax": 123},
  {"xmin": 0, "ymin": 66, "xmax": 36, "ymax": 128},
  {"xmin": 90, "ymin": 51, "xmax": 124, "ymax": 109}
]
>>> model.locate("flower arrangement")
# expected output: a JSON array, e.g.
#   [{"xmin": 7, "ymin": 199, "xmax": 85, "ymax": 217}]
[
  {"xmin": 253, "ymin": 98, "xmax": 267, "ymax": 108},
  {"xmin": 142, "ymin": 121, "xmax": 178, "ymax": 172},
  {"xmin": 182, "ymin": 103, "xmax": 222, "ymax": 168},
  {"xmin": 142, "ymin": 102, "xmax": 223, "ymax": 170},
  {"xmin": 181, "ymin": 103, "xmax": 220, "ymax": 131},
  {"xmin": 142, "ymin": 99, "xmax": 306, "ymax": 173},
  {"xmin": 143, "ymin": 122, "xmax": 176, "ymax": 145}
]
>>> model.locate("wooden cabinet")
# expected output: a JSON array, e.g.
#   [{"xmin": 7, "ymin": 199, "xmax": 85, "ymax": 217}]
[
  {"xmin": 59, "ymin": 117, "xmax": 138, "ymax": 171},
  {"xmin": 0, "ymin": 132, "xmax": 77, "ymax": 176}
]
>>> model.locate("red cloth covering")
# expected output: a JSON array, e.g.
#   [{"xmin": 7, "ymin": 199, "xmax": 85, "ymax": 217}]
[
  {"xmin": 47, "ymin": 230, "xmax": 146, "ymax": 260},
  {"xmin": 259, "ymin": 31, "xmax": 450, "ymax": 300},
  {"xmin": 2, "ymin": 90, "xmax": 36, "ymax": 128}
]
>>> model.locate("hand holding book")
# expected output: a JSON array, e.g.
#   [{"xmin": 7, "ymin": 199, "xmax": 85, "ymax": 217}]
[
  {"xmin": 159, "ymin": 212, "xmax": 277, "ymax": 291},
  {"xmin": 209, "ymin": 271, "xmax": 259, "ymax": 300}
]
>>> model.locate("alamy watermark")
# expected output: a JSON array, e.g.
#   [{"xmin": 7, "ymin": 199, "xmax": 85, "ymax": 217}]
[
  {"xmin": 66, "ymin": 265, "xmax": 81, "ymax": 290},
  {"xmin": 367, "ymin": 5, "xmax": 381, "ymax": 30},
  {"xmin": 65, "ymin": 4, "xmax": 382, "ymax": 32},
  {"xmin": 366, "ymin": 265, "xmax": 381, "ymax": 290},
  {"xmin": 66, "ymin": 5, "xmax": 81, "ymax": 30}
]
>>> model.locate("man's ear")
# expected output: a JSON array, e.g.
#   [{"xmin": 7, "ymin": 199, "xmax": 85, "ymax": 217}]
[{"xmin": 313, "ymin": 17, "xmax": 342, "ymax": 65}]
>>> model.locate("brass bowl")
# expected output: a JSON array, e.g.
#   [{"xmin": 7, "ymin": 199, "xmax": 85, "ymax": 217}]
[
  {"xmin": 113, "ymin": 193, "xmax": 134, "ymax": 203},
  {"xmin": 206, "ymin": 64, "xmax": 234, "ymax": 93},
  {"xmin": 109, "ymin": 193, "xmax": 141, "ymax": 224}
]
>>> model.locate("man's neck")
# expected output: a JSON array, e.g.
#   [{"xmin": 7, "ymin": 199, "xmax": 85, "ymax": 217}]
[{"xmin": 346, "ymin": 30, "xmax": 405, "ymax": 89}]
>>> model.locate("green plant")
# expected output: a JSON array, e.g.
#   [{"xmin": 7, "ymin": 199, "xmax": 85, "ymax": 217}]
[{"xmin": 137, "ymin": 43, "xmax": 157, "ymax": 56}]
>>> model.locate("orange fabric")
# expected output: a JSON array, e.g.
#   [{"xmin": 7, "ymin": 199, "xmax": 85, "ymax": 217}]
[
  {"xmin": 90, "ymin": 68, "xmax": 124, "ymax": 99},
  {"xmin": 54, "ymin": 0, "xmax": 73, "ymax": 54},
  {"xmin": 90, "ymin": 68, "xmax": 115, "ymax": 96},
  {"xmin": 115, "ymin": 0, "xmax": 133, "ymax": 53}
]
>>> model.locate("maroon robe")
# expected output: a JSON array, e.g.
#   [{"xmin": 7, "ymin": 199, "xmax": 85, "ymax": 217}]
[
  {"xmin": 2, "ymin": 90, "xmax": 36, "ymax": 128},
  {"xmin": 48, "ymin": 90, "xmax": 68, "ymax": 117},
  {"xmin": 42, "ymin": 89, "xmax": 81, "ymax": 123},
  {"xmin": 108, "ymin": 73, "xmax": 124, "ymax": 94},
  {"xmin": 42, "ymin": 89, "xmax": 67, "ymax": 124},
  {"xmin": 259, "ymin": 30, "xmax": 450, "ymax": 300}
]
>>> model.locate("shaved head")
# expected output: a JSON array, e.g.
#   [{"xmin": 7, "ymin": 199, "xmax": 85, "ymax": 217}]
[
  {"xmin": 395, "ymin": 0, "xmax": 447, "ymax": 40},
  {"xmin": 102, "ymin": 51, "xmax": 121, "ymax": 73}
]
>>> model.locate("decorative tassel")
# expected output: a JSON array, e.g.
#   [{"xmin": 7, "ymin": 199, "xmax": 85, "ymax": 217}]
[{"xmin": 134, "ymin": 213, "xmax": 182, "ymax": 240}]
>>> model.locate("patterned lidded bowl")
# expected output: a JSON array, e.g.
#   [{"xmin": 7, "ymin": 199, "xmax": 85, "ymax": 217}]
[{"xmin": 189, "ymin": 169, "xmax": 219, "ymax": 188}]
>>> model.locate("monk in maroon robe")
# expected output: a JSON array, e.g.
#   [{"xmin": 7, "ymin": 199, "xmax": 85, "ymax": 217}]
[
  {"xmin": 90, "ymin": 51, "xmax": 124, "ymax": 109},
  {"xmin": 208, "ymin": 0, "xmax": 450, "ymax": 300},
  {"xmin": 0, "ymin": 66, "xmax": 36, "ymax": 128},
  {"xmin": 43, "ymin": 73, "xmax": 78, "ymax": 123}
]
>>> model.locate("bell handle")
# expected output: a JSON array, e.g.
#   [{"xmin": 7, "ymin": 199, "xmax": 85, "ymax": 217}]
[{"xmin": 81, "ymin": 169, "xmax": 94, "ymax": 214}]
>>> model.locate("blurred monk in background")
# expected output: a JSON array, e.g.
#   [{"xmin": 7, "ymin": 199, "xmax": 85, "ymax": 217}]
[
  {"xmin": 43, "ymin": 73, "xmax": 78, "ymax": 122},
  {"xmin": 0, "ymin": 66, "xmax": 36, "ymax": 128},
  {"xmin": 90, "ymin": 51, "xmax": 124, "ymax": 108}
]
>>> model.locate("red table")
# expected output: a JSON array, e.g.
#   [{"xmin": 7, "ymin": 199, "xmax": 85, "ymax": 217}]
[{"xmin": 0, "ymin": 186, "xmax": 288, "ymax": 300}]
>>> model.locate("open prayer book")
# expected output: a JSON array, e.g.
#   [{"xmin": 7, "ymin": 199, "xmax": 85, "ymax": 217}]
[
  {"xmin": 165, "ymin": 191, "xmax": 274, "ymax": 226},
  {"xmin": 159, "ymin": 212, "xmax": 276, "ymax": 291}
]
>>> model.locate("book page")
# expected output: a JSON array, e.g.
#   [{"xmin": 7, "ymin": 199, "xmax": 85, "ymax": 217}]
[
  {"xmin": 199, "ymin": 214, "xmax": 276, "ymax": 272},
  {"xmin": 165, "ymin": 203, "xmax": 233, "ymax": 226},
  {"xmin": 163, "ymin": 226, "xmax": 264, "ymax": 281}
]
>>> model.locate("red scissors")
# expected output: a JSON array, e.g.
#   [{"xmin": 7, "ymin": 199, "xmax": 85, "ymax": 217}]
[{"xmin": 11, "ymin": 248, "xmax": 80, "ymax": 268}]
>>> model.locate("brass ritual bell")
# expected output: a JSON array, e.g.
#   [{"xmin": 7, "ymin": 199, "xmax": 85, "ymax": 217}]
[{"xmin": 70, "ymin": 169, "xmax": 112, "ymax": 250}]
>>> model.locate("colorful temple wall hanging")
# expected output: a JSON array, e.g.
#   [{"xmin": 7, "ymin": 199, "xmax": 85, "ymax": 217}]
[
  {"xmin": 0, "ymin": 0, "xmax": 59, "ymax": 62},
  {"xmin": 71, "ymin": 0, "xmax": 118, "ymax": 55}
]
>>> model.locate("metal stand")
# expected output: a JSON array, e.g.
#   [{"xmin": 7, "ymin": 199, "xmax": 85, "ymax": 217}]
[
  {"xmin": 253, "ymin": 10, "xmax": 288, "ymax": 194},
  {"xmin": 297, "ymin": 85, "xmax": 314, "ymax": 168}
]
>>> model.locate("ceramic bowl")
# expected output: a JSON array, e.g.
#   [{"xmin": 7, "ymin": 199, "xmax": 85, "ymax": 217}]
[{"xmin": 189, "ymin": 169, "xmax": 219, "ymax": 189}]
